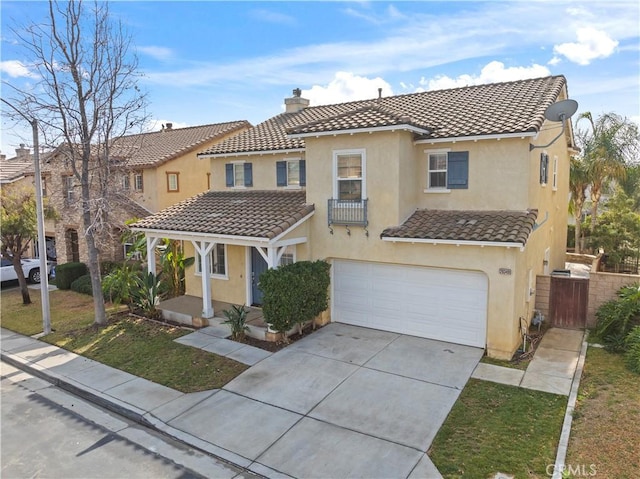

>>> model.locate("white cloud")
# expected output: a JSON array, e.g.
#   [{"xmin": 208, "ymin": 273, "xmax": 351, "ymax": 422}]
[
  {"xmin": 553, "ymin": 27, "xmax": 618, "ymax": 65},
  {"xmin": 138, "ymin": 46, "xmax": 174, "ymax": 61},
  {"xmin": 249, "ymin": 9, "xmax": 296, "ymax": 25},
  {"xmin": 302, "ymin": 72, "xmax": 393, "ymax": 106},
  {"xmin": 419, "ymin": 61, "xmax": 551, "ymax": 91},
  {"xmin": 0, "ymin": 60, "xmax": 37, "ymax": 78}
]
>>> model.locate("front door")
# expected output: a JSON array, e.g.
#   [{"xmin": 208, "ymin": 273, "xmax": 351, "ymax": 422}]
[{"xmin": 251, "ymin": 247, "xmax": 268, "ymax": 306}]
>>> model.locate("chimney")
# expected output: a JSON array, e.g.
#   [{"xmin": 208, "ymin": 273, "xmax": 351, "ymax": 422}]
[
  {"xmin": 0, "ymin": 154, "xmax": 6, "ymax": 161},
  {"xmin": 166, "ymin": 122, "xmax": 173, "ymax": 130},
  {"xmin": 284, "ymin": 88, "xmax": 310, "ymax": 114},
  {"xmin": 15, "ymin": 143, "xmax": 30, "ymax": 160}
]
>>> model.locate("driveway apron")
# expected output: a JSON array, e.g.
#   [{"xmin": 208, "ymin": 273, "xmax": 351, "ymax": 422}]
[{"xmin": 169, "ymin": 323, "xmax": 483, "ymax": 478}]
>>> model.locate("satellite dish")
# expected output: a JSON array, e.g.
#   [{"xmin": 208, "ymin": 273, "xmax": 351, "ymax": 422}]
[
  {"xmin": 530, "ymin": 98, "xmax": 579, "ymax": 150},
  {"xmin": 544, "ymin": 99, "xmax": 578, "ymax": 122}
]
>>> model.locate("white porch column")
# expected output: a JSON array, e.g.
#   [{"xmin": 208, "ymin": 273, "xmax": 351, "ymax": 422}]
[
  {"xmin": 146, "ymin": 237, "xmax": 160, "ymax": 275},
  {"xmin": 256, "ymin": 246, "xmax": 279, "ymax": 269},
  {"xmin": 193, "ymin": 240, "xmax": 216, "ymax": 318}
]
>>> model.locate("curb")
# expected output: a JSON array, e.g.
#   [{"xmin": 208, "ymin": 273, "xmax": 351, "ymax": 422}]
[
  {"xmin": 1, "ymin": 350, "xmax": 266, "ymax": 478},
  {"xmin": 551, "ymin": 330, "xmax": 589, "ymax": 479}
]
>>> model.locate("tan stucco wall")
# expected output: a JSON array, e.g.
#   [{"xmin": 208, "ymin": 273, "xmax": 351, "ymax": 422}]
[
  {"xmin": 209, "ymin": 151, "xmax": 306, "ymax": 191},
  {"xmin": 586, "ymin": 272, "xmax": 639, "ymax": 328},
  {"xmin": 191, "ymin": 118, "xmax": 572, "ymax": 359}
]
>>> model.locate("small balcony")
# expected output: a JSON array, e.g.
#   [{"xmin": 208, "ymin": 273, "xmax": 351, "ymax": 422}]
[{"xmin": 327, "ymin": 198, "xmax": 368, "ymax": 227}]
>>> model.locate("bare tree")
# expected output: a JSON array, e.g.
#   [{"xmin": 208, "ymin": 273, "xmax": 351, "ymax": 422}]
[{"xmin": 4, "ymin": 0, "xmax": 148, "ymax": 326}]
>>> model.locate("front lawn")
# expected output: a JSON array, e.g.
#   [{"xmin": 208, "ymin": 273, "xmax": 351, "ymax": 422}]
[
  {"xmin": 1, "ymin": 289, "xmax": 248, "ymax": 392},
  {"xmin": 566, "ymin": 347, "xmax": 640, "ymax": 478},
  {"xmin": 429, "ymin": 379, "xmax": 566, "ymax": 478}
]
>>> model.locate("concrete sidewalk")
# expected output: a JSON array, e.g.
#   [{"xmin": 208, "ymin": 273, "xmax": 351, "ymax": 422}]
[
  {"xmin": 2, "ymin": 326, "xmax": 586, "ymax": 478},
  {"xmin": 471, "ymin": 328, "xmax": 585, "ymax": 395}
]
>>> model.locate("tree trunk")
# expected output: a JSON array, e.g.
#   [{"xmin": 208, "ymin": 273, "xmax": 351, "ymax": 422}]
[
  {"xmin": 12, "ymin": 257, "xmax": 31, "ymax": 305},
  {"xmin": 574, "ymin": 219, "xmax": 582, "ymax": 254},
  {"xmin": 591, "ymin": 186, "xmax": 601, "ymax": 228}
]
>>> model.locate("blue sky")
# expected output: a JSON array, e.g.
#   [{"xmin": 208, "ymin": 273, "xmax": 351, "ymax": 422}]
[{"xmin": 1, "ymin": 1, "xmax": 639, "ymax": 153}]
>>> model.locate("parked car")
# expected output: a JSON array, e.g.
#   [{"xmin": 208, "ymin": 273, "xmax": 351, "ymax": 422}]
[{"xmin": 0, "ymin": 256, "xmax": 51, "ymax": 284}]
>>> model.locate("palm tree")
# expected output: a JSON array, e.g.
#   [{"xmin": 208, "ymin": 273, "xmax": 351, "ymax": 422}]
[
  {"xmin": 575, "ymin": 112, "xmax": 639, "ymax": 227},
  {"xmin": 569, "ymin": 157, "xmax": 590, "ymax": 253}
]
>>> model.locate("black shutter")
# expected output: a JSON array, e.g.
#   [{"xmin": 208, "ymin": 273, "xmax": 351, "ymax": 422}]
[
  {"xmin": 447, "ymin": 152, "xmax": 469, "ymax": 189},
  {"xmin": 276, "ymin": 161, "xmax": 287, "ymax": 186},
  {"xmin": 300, "ymin": 160, "xmax": 306, "ymax": 186},
  {"xmin": 244, "ymin": 163, "xmax": 253, "ymax": 187},
  {"xmin": 225, "ymin": 164, "xmax": 233, "ymax": 187}
]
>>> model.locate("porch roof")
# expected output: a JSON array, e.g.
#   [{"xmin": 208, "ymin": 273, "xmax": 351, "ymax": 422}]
[
  {"xmin": 381, "ymin": 209, "xmax": 538, "ymax": 245},
  {"xmin": 129, "ymin": 190, "xmax": 314, "ymax": 242}
]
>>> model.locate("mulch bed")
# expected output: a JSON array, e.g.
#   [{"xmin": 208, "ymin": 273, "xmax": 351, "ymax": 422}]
[{"xmin": 238, "ymin": 323, "xmax": 325, "ymax": 353}]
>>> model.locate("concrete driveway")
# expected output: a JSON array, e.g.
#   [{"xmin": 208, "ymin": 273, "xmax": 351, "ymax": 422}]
[{"xmin": 167, "ymin": 323, "xmax": 483, "ymax": 478}]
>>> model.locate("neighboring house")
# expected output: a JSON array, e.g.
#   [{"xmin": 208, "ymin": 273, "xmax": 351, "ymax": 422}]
[
  {"xmin": 0, "ymin": 145, "xmax": 56, "ymax": 260},
  {"xmin": 131, "ymin": 76, "xmax": 577, "ymax": 359},
  {"xmin": 25, "ymin": 121, "xmax": 250, "ymax": 264}
]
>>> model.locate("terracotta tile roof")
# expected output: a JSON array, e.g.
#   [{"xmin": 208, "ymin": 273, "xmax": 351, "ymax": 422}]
[
  {"xmin": 0, "ymin": 157, "xmax": 33, "ymax": 183},
  {"xmin": 112, "ymin": 121, "xmax": 251, "ymax": 168},
  {"xmin": 201, "ymin": 76, "xmax": 566, "ymax": 156},
  {"xmin": 130, "ymin": 190, "xmax": 314, "ymax": 239},
  {"xmin": 381, "ymin": 209, "xmax": 539, "ymax": 245}
]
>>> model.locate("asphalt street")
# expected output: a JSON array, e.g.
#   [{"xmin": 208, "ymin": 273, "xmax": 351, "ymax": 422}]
[{"xmin": 1, "ymin": 360, "xmax": 244, "ymax": 479}]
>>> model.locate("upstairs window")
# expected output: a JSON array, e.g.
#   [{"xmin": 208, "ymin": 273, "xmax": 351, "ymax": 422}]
[
  {"xmin": 277, "ymin": 159, "xmax": 306, "ymax": 187},
  {"xmin": 166, "ymin": 172, "xmax": 179, "ymax": 192},
  {"xmin": 426, "ymin": 151, "xmax": 469, "ymax": 190},
  {"xmin": 122, "ymin": 173, "xmax": 130, "ymax": 190},
  {"xmin": 63, "ymin": 175, "xmax": 74, "ymax": 201},
  {"xmin": 225, "ymin": 162, "xmax": 253, "ymax": 188},
  {"xmin": 195, "ymin": 244, "xmax": 227, "ymax": 277},
  {"xmin": 134, "ymin": 171, "xmax": 144, "ymax": 192},
  {"xmin": 334, "ymin": 149, "xmax": 365, "ymax": 201}
]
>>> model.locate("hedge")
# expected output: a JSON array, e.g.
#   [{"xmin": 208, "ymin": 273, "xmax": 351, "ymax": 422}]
[
  {"xmin": 260, "ymin": 260, "xmax": 331, "ymax": 334},
  {"xmin": 70, "ymin": 274, "xmax": 93, "ymax": 296},
  {"xmin": 55, "ymin": 262, "xmax": 88, "ymax": 290}
]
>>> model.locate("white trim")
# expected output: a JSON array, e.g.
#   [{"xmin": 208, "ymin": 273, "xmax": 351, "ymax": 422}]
[
  {"xmin": 194, "ymin": 243, "xmax": 229, "ymax": 280},
  {"xmin": 270, "ymin": 211, "xmax": 314, "ymax": 243},
  {"xmin": 552, "ymin": 155, "xmax": 558, "ymax": 191},
  {"xmin": 288, "ymin": 124, "xmax": 430, "ymax": 139},
  {"xmin": 415, "ymin": 131, "xmax": 537, "ymax": 145},
  {"xmin": 381, "ymin": 236, "xmax": 525, "ymax": 250},
  {"xmin": 422, "ymin": 148, "xmax": 451, "ymax": 154},
  {"xmin": 423, "ymin": 189, "xmax": 451, "ymax": 194},
  {"xmin": 198, "ymin": 148, "xmax": 306, "ymax": 159}
]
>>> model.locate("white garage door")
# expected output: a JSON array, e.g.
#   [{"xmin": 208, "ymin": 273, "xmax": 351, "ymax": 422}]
[{"xmin": 333, "ymin": 260, "xmax": 487, "ymax": 348}]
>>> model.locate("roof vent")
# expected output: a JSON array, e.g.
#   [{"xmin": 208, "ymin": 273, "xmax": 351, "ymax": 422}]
[{"xmin": 166, "ymin": 122, "xmax": 173, "ymax": 130}]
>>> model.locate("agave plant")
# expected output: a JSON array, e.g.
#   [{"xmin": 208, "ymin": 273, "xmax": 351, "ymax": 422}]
[{"xmin": 223, "ymin": 304, "xmax": 250, "ymax": 341}]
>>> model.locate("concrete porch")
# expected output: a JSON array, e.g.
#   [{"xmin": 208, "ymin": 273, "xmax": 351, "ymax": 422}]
[{"xmin": 158, "ymin": 295, "xmax": 270, "ymax": 340}]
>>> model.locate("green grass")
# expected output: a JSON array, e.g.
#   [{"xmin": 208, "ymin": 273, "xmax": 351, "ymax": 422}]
[
  {"xmin": 566, "ymin": 347, "xmax": 640, "ymax": 478},
  {"xmin": 429, "ymin": 379, "xmax": 566, "ymax": 478},
  {"xmin": 1, "ymin": 289, "xmax": 248, "ymax": 392}
]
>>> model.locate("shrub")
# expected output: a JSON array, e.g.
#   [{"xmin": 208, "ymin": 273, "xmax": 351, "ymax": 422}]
[
  {"xmin": 100, "ymin": 260, "xmax": 123, "ymax": 276},
  {"xmin": 131, "ymin": 271, "xmax": 163, "ymax": 319},
  {"xmin": 223, "ymin": 304, "xmax": 249, "ymax": 341},
  {"xmin": 55, "ymin": 262, "xmax": 88, "ymax": 290},
  {"xmin": 102, "ymin": 263, "xmax": 142, "ymax": 309},
  {"xmin": 70, "ymin": 274, "xmax": 93, "ymax": 296},
  {"xmin": 594, "ymin": 283, "xmax": 640, "ymax": 349},
  {"xmin": 624, "ymin": 326, "xmax": 640, "ymax": 374},
  {"xmin": 260, "ymin": 260, "xmax": 331, "ymax": 336}
]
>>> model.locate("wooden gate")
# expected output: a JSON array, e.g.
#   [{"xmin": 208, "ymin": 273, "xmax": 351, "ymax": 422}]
[{"xmin": 549, "ymin": 276, "xmax": 589, "ymax": 329}]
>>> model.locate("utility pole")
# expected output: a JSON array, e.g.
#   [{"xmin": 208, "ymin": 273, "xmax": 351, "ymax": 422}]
[{"xmin": 1, "ymin": 99, "xmax": 51, "ymax": 334}]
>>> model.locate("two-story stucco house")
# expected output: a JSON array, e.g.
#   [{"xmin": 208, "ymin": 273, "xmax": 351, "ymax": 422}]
[
  {"xmin": 33, "ymin": 121, "xmax": 250, "ymax": 264},
  {"xmin": 131, "ymin": 76, "xmax": 577, "ymax": 359}
]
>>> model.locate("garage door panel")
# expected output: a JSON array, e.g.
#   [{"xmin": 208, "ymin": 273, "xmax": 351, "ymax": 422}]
[{"xmin": 333, "ymin": 260, "xmax": 487, "ymax": 348}]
